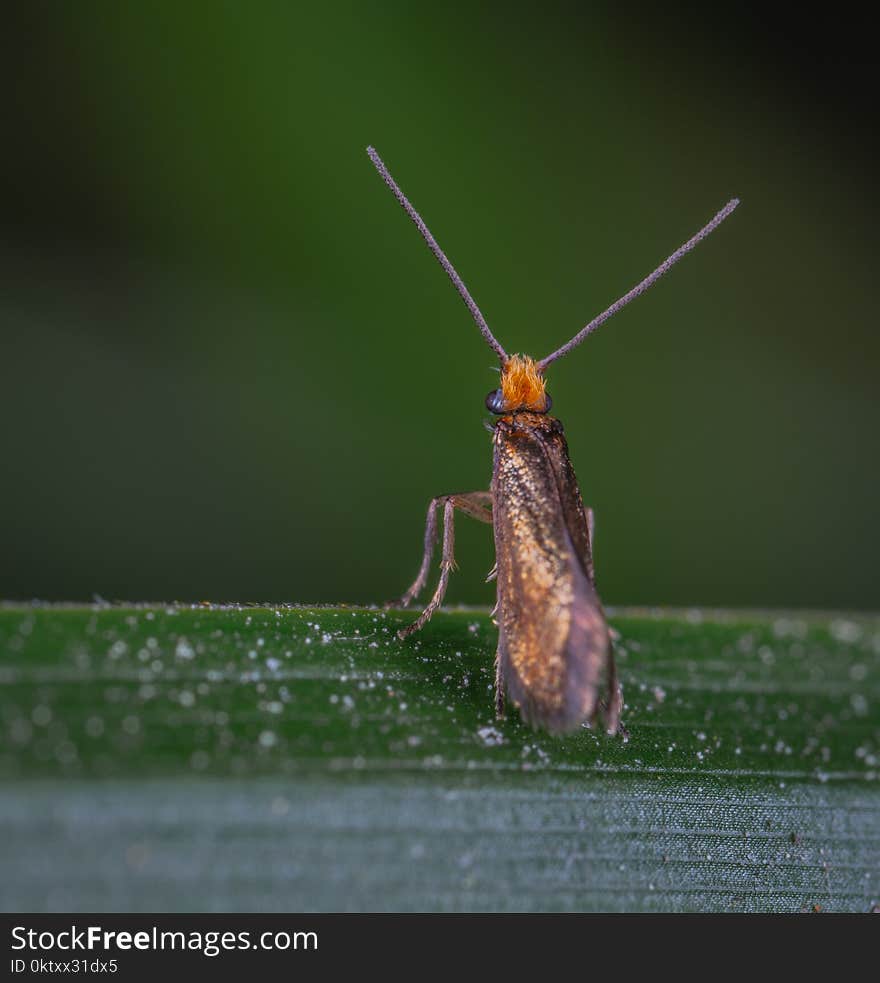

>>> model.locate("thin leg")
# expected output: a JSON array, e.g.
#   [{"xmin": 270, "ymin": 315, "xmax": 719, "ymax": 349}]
[
  {"xmin": 395, "ymin": 492, "xmax": 492, "ymax": 640},
  {"xmin": 601, "ymin": 647, "xmax": 623, "ymax": 736},
  {"xmin": 585, "ymin": 506, "xmax": 597, "ymax": 588},
  {"xmin": 494, "ymin": 650, "xmax": 506, "ymax": 718},
  {"xmin": 398, "ymin": 498, "xmax": 455, "ymax": 639},
  {"xmin": 449, "ymin": 491, "xmax": 493, "ymax": 523},
  {"xmin": 587, "ymin": 627, "xmax": 625, "ymax": 737},
  {"xmin": 584, "ymin": 506, "xmax": 623, "ymax": 735},
  {"xmin": 389, "ymin": 491, "xmax": 492, "ymax": 610},
  {"xmin": 386, "ymin": 498, "xmax": 441, "ymax": 609}
]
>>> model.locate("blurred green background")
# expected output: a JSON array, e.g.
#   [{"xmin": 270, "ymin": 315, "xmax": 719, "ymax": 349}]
[{"xmin": 2, "ymin": 4, "xmax": 877, "ymax": 610}]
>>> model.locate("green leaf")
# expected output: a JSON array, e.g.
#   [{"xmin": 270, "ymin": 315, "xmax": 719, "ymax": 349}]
[{"xmin": 1, "ymin": 604, "xmax": 877, "ymax": 912}]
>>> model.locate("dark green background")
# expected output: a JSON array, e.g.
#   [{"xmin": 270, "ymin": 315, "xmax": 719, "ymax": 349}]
[{"xmin": 2, "ymin": 4, "xmax": 877, "ymax": 609}]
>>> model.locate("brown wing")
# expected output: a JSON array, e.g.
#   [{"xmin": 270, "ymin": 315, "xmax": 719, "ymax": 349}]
[{"xmin": 492, "ymin": 413, "xmax": 611, "ymax": 734}]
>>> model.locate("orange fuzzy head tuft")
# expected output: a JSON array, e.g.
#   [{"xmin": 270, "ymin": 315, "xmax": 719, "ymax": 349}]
[{"xmin": 498, "ymin": 355, "xmax": 550, "ymax": 413}]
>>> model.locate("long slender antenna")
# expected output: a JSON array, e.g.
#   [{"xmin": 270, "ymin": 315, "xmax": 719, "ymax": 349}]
[
  {"xmin": 367, "ymin": 146, "xmax": 508, "ymax": 365},
  {"xmin": 539, "ymin": 198, "xmax": 739, "ymax": 370}
]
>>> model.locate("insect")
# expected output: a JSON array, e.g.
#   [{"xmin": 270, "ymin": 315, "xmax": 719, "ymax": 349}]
[{"xmin": 367, "ymin": 146, "xmax": 738, "ymax": 735}]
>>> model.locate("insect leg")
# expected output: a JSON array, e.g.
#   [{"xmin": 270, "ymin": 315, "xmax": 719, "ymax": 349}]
[
  {"xmin": 395, "ymin": 492, "xmax": 492, "ymax": 640},
  {"xmin": 585, "ymin": 625, "xmax": 625, "ymax": 736},
  {"xmin": 601, "ymin": 648, "xmax": 623, "ymax": 736},
  {"xmin": 397, "ymin": 499, "xmax": 456, "ymax": 639},
  {"xmin": 584, "ymin": 506, "xmax": 597, "ymax": 588},
  {"xmin": 385, "ymin": 492, "xmax": 492, "ymax": 608},
  {"xmin": 583, "ymin": 508, "xmax": 624, "ymax": 734},
  {"xmin": 494, "ymin": 650, "xmax": 506, "ymax": 719},
  {"xmin": 385, "ymin": 498, "xmax": 441, "ymax": 610},
  {"xmin": 587, "ymin": 509, "xmax": 627, "ymax": 736},
  {"xmin": 449, "ymin": 490, "xmax": 493, "ymax": 523},
  {"xmin": 388, "ymin": 492, "xmax": 492, "ymax": 609}
]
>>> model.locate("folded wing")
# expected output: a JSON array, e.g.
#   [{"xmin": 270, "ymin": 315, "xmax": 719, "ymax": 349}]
[{"xmin": 492, "ymin": 415, "xmax": 611, "ymax": 733}]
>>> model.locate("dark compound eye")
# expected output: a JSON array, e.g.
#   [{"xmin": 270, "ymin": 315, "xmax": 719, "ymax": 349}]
[
  {"xmin": 485, "ymin": 389, "xmax": 506, "ymax": 414},
  {"xmin": 485, "ymin": 389, "xmax": 553, "ymax": 414}
]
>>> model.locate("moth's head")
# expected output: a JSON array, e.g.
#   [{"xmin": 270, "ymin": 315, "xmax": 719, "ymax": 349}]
[{"xmin": 485, "ymin": 354, "xmax": 552, "ymax": 415}]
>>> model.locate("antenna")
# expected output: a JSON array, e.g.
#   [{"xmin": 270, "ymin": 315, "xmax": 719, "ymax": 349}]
[
  {"xmin": 539, "ymin": 198, "xmax": 740, "ymax": 369},
  {"xmin": 367, "ymin": 147, "xmax": 509, "ymax": 365}
]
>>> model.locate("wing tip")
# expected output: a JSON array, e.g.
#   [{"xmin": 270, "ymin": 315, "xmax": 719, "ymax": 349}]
[
  {"xmin": 505, "ymin": 653, "xmax": 624, "ymax": 736},
  {"xmin": 515, "ymin": 697, "xmax": 622, "ymax": 737}
]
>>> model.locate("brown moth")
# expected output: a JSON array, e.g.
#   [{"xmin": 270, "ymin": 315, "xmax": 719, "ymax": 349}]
[{"xmin": 367, "ymin": 146, "xmax": 738, "ymax": 735}]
